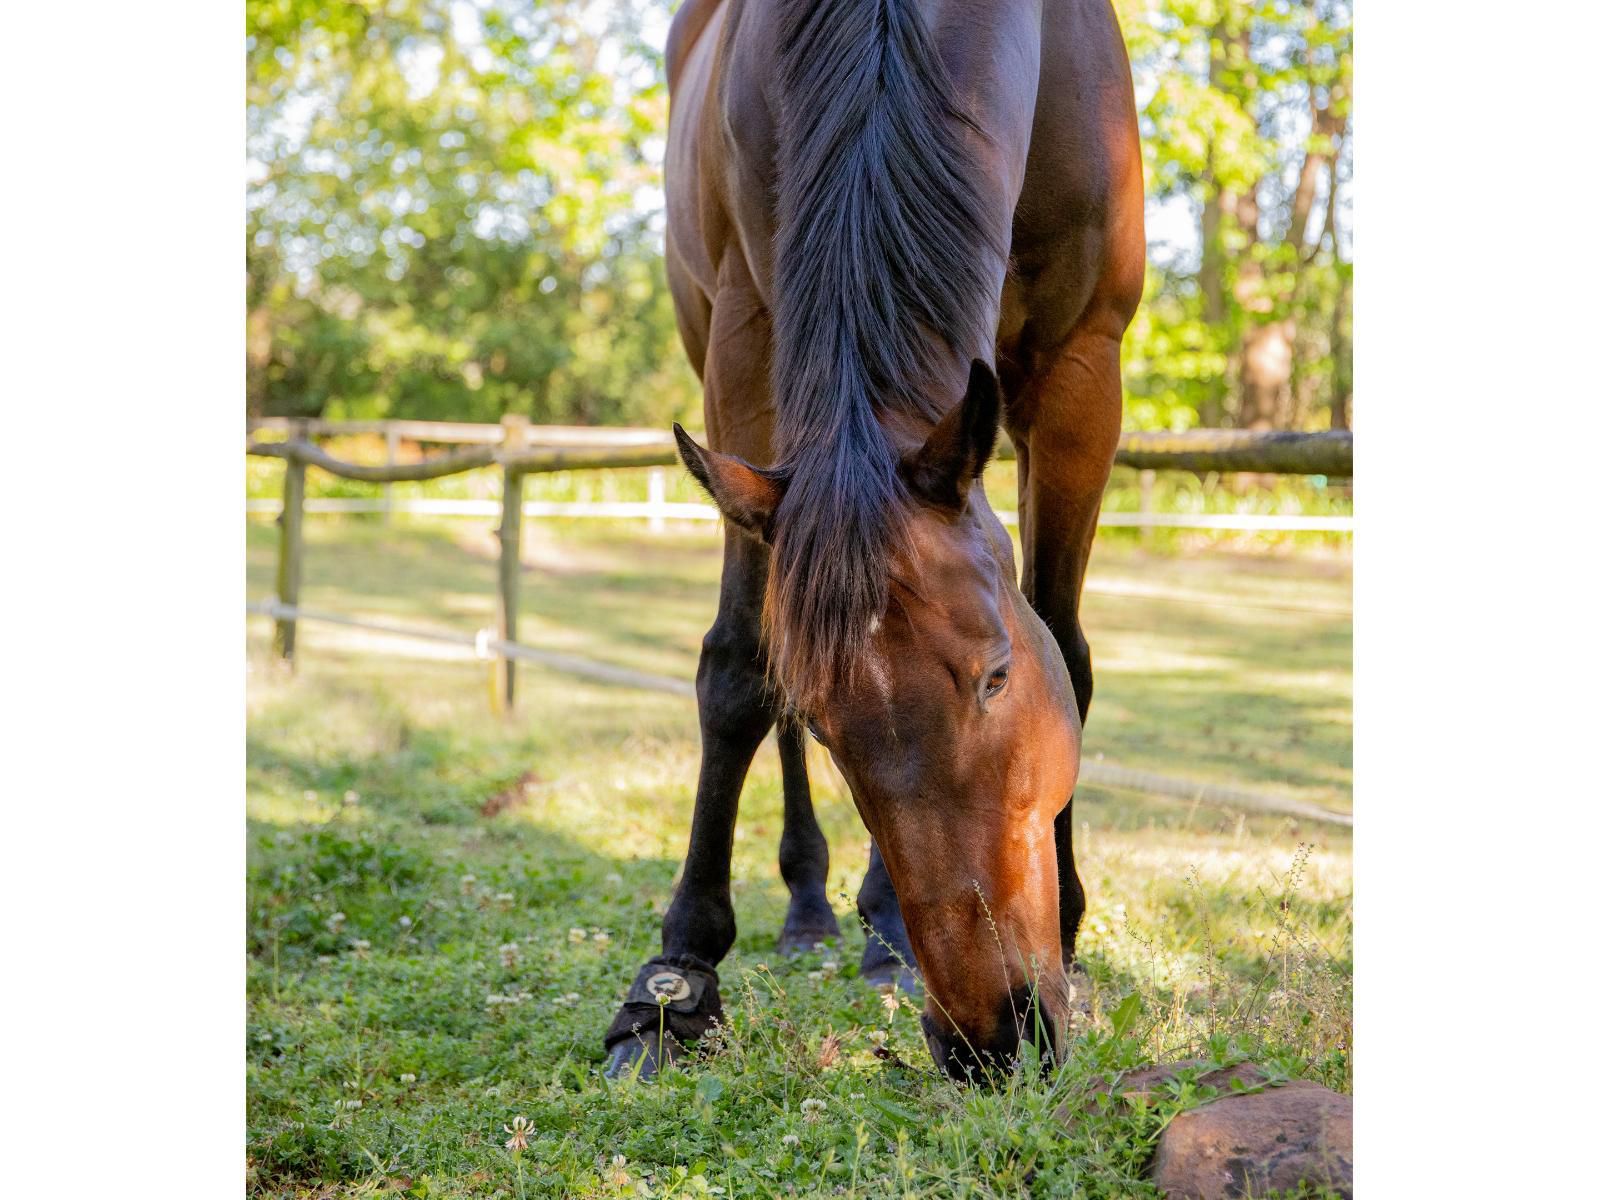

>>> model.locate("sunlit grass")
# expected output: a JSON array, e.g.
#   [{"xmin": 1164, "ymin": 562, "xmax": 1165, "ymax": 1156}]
[{"xmin": 246, "ymin": 518, "xmax": 1350, "ymax": 1198}]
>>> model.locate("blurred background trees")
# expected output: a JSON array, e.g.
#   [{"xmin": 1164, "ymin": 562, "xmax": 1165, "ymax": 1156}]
[{"xmin": 247, "ymin": 0, "xmax": 1351, "ymax": 432}]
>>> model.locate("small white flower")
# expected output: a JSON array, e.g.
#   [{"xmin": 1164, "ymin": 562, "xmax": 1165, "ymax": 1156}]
[
  {"xmin": 504, "ymin": 1115, "xmax": 533, "ymax": 1151},
  {"xmin": 800, "ymin": 1098, "xmax": 826, "ymax": 1123},
  {"xmin": 781, "ymin": 1134, "xmax": 799, "ymax": 1147},
  {"xmin": 867, "ymin": 1030, "xmax": 888, "ymax": 1048},
  {"xmin": 604, "ymin": 872, "xmax": 623, "ymax": 886},
  {"xmin": 880, "ymin": 990, "xmax": 903, "ymax": 1015},
  {"xmin": 398, "ymin": 915, "xmax": 413, "ymax": 929},
  {"xmin": 350, "ymin": 938, "xmax": 371, "ymax": 953},
  {"xmin": 568, "ymin": 927, "xmax": 587, "ymax": 943},
  {"xmin": 562, "ymin": 992, "xmax": 582, "ymax": 1005},
  {"xmin": 499, "ymin": 943, "xmax": 521, "ymax": 970},
  {"xmin": 343, "ymin": 790, "xmax": 361, "ymax": 805},
  {"xmin": 606, "ymin": 1154, "xmax": 631, "ymax": 1188},
  {"xmin": 327, "ymin": 912, "xmax": 347, "ymax": 932},
  {"xmin": 495, "ymin": 892, "xmax": 515, "ymax": 907},
  {"xmin": 807, "ymin": 971, "xmax": 823, "ymax": 983},
  {"xmin": 591, "ymin": 930, "xmax": 612, "ymax": 949},
  {"xmin": 820, "ymin": 960, "xmax": 840, "ymax": 976},
  {"xmin": 399, "ymin": 1073, "xmax": 417, "ymax": 1085},
  {"xmin": 460, "ymin": 875, "xmax": 477, "ymax": 896},
  {"xmin": 849, "ymin": 1092, "xmax": 864, "ymax": 1100}
]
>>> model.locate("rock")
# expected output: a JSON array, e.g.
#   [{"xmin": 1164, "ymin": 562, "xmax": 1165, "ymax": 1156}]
[{"xmin": 1076, "ymin": 1060, "xmax": 1352, "ymax": 1199}]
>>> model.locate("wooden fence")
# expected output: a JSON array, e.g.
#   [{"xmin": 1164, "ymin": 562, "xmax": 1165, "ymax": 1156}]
[{"xmin": 246, "ymin": 416, "xmax": 1353, "ymax": 710}]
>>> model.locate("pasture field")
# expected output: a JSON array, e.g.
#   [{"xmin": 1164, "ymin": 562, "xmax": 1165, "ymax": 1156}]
[{"xmin": 246, "ymin": 517, "xmax": 1351, "ymax": 1199}]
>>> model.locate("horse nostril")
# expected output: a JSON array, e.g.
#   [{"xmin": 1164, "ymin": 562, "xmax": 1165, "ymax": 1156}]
[{"xmin": 920, "ymin": 993, "xmax": 1059, "ymax": 1085}]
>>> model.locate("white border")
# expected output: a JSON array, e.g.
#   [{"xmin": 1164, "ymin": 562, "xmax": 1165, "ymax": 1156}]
[{"xmin": 3, "ymin": 1, "xmax": 241, "ymax": 1190}]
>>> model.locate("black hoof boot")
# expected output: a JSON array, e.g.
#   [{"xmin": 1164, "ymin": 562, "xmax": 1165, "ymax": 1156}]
[
  {"xmin": 602, "ymin": 955, "xmax": 722, "ymax": 1082},
  {"xmin": 604, "ymin": 1028, "xmax": 685, "ymax": 1082}
]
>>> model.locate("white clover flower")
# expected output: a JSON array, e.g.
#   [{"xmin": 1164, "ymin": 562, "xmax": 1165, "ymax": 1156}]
[
  {"xmin": 568, "ymin": 927, "xmax": 587, "ymax": 943},
  {"xmin": 400, "ymin": 1073, "xmax": 417, "ymax": 1085},
  {"xmin": 504, "ymin": 1115, "xmax": 533, "ymax": 1151},
  {"xmin": 351, "ymin": 939, "xmax": 371, "ymax": 953},
  {"xmin": 807, "ymin": 971, "xmax": 823, "ymax": 983},
  {"xmin": 591, "ymin": 930, "xmax": 612, "ymax": 949},
  {"xmin": 495, "ymin": 892, "xmax": 515, "ymax": 907},
  {"xmin": 781, "ymin": 1134, "xmax": 800, "ymax": 1147},
  {"xmin": 799, "ymin": 1098, "xmax": 826, "ymax": 1123},
  {"xmin": 499, "ymin": 943, "xmax": 521, "ymax": 970},
  {"xmin": 867, "ymin": 1030, "xmax": 888, "ymax": 1048},
  {"xmin": 398, "ymin": 915, "xmax": 413, "ymax": 929}
]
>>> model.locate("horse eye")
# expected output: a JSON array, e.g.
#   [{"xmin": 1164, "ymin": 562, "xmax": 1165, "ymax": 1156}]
[{"xmin": 984, "ymin": 667, "xmax": 1010, "ymax": 698}]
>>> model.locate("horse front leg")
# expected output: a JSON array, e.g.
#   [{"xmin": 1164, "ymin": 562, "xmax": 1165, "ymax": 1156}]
[
  {"xmin": 604, "ymin": 530, "xmax": 778, "ymax": 1079},
  {"xmin": 1007, "ymin": 322, "xmax": 1124, "ymax": 964}
]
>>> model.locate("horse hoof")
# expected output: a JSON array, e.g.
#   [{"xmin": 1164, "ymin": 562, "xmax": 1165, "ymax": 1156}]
[
  {"xmin": 776, "ymin": 927, "xmax": 840, "ymax": 958},
  {"xmin": 862, "ymin": 964, "xmax": 919, "ymax": 995},
  {"xmin": 603, "ymin": 1031, "xmax": 684, "ymax": 1082}
]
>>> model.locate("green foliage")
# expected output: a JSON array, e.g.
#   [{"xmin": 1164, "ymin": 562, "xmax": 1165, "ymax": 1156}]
[
  {"xmin": 1116, "ymin": 0, "xmax": 1353, "ymax": 431},
  {"xmin": 247, "ymin": 1, "xmax": 1353, "ymax": 434},
  {"xmin": 247, "ymin": 0, "xmax": 697, "ymax": 426}
]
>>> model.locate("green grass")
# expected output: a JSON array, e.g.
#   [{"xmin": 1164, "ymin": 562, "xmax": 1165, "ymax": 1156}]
[{"xmin": 246, "ymin": 516, "xmax": 1351, "ymax": 1198}]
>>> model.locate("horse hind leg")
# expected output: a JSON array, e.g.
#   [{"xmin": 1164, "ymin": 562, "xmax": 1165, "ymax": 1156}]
[
  {"xmin": 775, "ymin": 722, "xmax": 843, "ymax": 955},
  {"xmin": 856, "ymin": 840, "xmax": 920, "ymax": 993}
]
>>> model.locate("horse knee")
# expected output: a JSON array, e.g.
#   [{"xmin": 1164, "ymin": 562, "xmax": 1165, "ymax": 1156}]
[{"xmin": 695, "ymin": 622, "xmax": 772, "ymax": 741}]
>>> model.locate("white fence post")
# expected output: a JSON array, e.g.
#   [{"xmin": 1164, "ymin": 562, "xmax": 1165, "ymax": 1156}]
[
  {"xmin": 383, "ymin": 427, "xmax": 400, "ymax": 524},
  {"xmin": 647, "ymin": 467, "xmax": 667, "ymax": 534}
]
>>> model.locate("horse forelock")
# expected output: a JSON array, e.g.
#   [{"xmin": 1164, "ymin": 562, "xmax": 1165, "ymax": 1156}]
[{"xmin": 764, "ymin": 0, "xmax": 1004, "ymax": 710}]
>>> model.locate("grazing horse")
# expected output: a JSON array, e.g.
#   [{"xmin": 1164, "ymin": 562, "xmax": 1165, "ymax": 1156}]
[{"xmin": 603, "ymin": 0, "xmax": 1144, "ymax": 1082}]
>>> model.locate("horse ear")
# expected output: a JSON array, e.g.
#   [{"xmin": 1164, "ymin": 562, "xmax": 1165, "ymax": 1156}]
[
  {"xmin": 673, "ymin": 424, "xmax": 785, "ymax": 539},
  {"xmin": 906, "ymin": 359, "xmax": 1001, "ymax": 509}
]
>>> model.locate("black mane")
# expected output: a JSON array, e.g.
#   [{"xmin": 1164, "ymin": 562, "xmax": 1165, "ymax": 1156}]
[{"xmin": 765, "ymin": 0, "xmax": 1005, "ymax": 707}]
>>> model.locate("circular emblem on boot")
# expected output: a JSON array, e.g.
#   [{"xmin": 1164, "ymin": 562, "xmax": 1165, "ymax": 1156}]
[{"xmin": 645, "ymin": 970, "xmax": 692, "ymax": 1003}]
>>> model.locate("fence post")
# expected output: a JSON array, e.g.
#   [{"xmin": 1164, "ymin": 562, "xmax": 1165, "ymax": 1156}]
[
  {"xmin": 647, "ymin": 467, "xmax": 667, "ymax": 534},
  {"xmin": 383, "ymin": 425, "xmax": 400, "ymax": 524},
  {"xmin": 273, "ymin": 423, "xmax": 308, "ymax": 664},
  {"xmin": 1138, "ymin": 468, "xmax": 1156, "ymax": 546},
  {"xmin": 493, "ymin": 414, "xmax": 529, "ymax": 713}
]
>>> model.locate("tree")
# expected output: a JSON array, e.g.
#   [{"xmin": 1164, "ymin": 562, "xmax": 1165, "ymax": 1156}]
[
  {"xmin": 247, "ymin": 1, "xmax": 1353, "ymax": 434},
  {"xmin": 1117, "ymin": 0, "xmax": 1353, "ymax": 434},
  {"xmin": 246, "ymin": 0, "xmax": 697, "ymax": 426}
]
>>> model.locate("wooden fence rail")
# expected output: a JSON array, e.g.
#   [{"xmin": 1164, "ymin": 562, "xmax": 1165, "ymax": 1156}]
[{"xmin": 247, "ymin": 419, "xmax": 1352, "ymax": 710}]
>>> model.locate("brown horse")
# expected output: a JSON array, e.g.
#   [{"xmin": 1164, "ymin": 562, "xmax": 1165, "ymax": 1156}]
[{"xmin": 603, "ymin": 0, "xmax": 1144, "ymax": 1082}]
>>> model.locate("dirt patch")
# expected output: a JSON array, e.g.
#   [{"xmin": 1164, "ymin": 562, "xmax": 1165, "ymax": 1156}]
[{"xmin": 481, "ymin": 769, "xmax": 541, "ymax": 818}]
